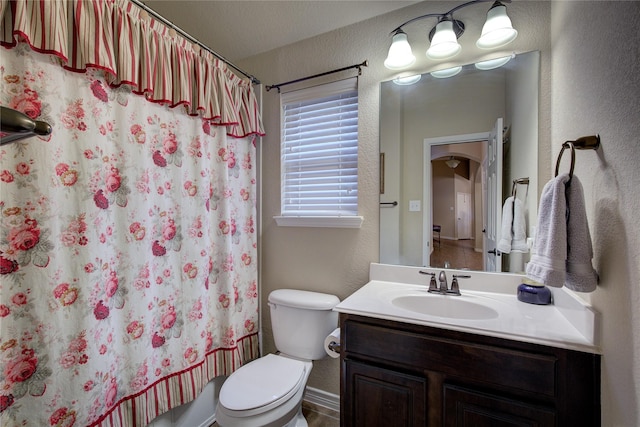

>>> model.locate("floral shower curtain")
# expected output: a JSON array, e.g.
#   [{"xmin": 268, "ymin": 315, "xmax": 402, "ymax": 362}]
[{"xmin": 0, "ymin": 1, "xmax": 263, "ymax": 426}]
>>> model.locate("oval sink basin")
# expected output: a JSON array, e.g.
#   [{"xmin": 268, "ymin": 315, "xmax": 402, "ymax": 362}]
[{"xmin": 392, "ymin": 295, "xmax": 499, "ymax": 320}]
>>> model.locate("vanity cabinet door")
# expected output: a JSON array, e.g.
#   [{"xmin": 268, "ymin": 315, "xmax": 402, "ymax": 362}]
[
  {"xmin": 340, "ymin": 314, "xmax": 600, "ymax": 427},
  {"xmin": 343, "ymin": 359, "xmax": 427, "ymax": 427},
  {"xmin": 443, "ymin": 384, "xmax": 557, "ymax": 427}
]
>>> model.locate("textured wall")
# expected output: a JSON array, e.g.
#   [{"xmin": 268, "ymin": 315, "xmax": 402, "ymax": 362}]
[
  {"xmin": 239, "ymin": 1, "xmax": 551, "ymax": 398},
  {"xmin": 551, "ymin": 2, "xmax": 640, "ymax": 425}
]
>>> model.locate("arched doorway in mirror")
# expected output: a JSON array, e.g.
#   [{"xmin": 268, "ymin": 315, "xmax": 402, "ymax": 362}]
[
  {"xmin": 423, "ymin": 120, "xmax": 504, "ymax": 272},
  {"xmin": 430, "ymin": 150, "xmax": 484, "ymax": 271},
  {"xmin": 423, "ymin": 119, "xmax": 506, "ymax": 273}
]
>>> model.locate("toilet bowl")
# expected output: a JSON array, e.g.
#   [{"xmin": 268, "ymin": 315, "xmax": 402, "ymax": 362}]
[
  {"xmin": 215, "ymin": 289, "xmax": 339, "ymax": 427},
  {"xmin": 215, "ymin": 354, "xmax": 312, "ymax": 427}
]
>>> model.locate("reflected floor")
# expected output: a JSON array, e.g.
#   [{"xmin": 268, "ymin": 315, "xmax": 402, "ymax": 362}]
[{"xmin": 430, "ymin": 238, "xmax": 483, "ymax": 271}]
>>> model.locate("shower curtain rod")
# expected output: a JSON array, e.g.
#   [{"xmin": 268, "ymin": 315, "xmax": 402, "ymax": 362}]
[
  {"xmin": 131, "ymin": 0, "xmax": 260, "ymax": 85},
  {"xmin": 266, "ymin": 60, "xmax": 369, "ymax": 93}
]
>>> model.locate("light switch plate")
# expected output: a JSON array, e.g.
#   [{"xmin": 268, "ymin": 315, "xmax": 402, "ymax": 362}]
[{"xmin": 409, "ymin": 200, "xmax": 421, "ymax": 212}]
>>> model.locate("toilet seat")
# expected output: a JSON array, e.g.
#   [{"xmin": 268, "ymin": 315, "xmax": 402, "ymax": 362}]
[{"xmin": 219, "ymin": 354, "xmax": 307, "ymax": 415}]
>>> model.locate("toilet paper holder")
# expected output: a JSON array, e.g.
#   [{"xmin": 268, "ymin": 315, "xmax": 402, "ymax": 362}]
[
  {"xmin": 324, "ymin": 327, "xmax": 341, "ymax": 358},
  {"xmin": 327, "ymin": 341, "xmax": 341, "ymax": 354}
]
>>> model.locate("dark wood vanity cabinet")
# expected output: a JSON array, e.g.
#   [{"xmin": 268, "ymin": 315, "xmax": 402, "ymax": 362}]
[{"xmin": 340, "ymin": 314, "xmax": 600, "ymax": 427}]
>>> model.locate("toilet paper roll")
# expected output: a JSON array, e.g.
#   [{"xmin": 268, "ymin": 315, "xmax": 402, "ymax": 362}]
[{"xmin": 324, "ymin": 328, "xmax": 341, "ymax": 358}]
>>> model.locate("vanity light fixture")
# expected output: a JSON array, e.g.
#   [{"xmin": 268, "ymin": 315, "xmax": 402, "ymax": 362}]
[
  {"xmin": 445, "ymin": 156, "xmax": 461, "ymax": 169},
  {"xmin": 384, "ymin": 0, "xmax": 517, "ymax": 69}
]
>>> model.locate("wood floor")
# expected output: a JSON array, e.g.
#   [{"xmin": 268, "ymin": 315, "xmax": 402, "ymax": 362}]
[
  {"xmin": 430, "ymin": 238, "xmax": 483, "ymax": 271},
  {"xmin": 210, "ymin": 401, "xmax": 340, "ymax": 427}
]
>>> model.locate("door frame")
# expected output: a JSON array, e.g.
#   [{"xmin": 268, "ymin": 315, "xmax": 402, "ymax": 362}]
[{"xmin": 422, "ymin": 132, "xmax": 489, "ymax": 267}]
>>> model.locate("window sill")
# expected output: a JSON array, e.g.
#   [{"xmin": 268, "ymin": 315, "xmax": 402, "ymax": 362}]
[{"xmin": 274, "ymin": 216, "xmax": 364, "ymax": 228}]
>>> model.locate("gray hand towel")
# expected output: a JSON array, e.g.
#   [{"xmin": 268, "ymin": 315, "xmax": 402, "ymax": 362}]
[
  {"xmin": 526, "ymin": 174, "xmax": 569, "ymax": 287},
  {"xmin": 565, "ymin": 175, "xmax": 598, "ymax": 292}
]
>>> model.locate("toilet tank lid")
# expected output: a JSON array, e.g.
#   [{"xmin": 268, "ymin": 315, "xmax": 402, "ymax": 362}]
[{"xmin": 268, "ymin": 289, "xmax": 340, "ymax": 310}]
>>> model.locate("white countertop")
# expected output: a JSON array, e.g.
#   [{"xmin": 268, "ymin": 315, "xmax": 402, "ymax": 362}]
[{"xmin": 334, "ymin": 264, "xmax": 600, "ymax": 354}]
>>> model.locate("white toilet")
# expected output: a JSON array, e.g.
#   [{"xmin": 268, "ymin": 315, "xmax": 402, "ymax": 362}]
[{"xmin": 215, "ymin": 289, "xmax": 340, "ymax": 427}]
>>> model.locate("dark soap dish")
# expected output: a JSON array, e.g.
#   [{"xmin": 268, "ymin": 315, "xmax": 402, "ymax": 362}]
[{"xmin": 517, "ymin": 280, "xmax": 552, "ymax": 305}]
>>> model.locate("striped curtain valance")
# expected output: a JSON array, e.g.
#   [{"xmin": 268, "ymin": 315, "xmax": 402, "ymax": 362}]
[{"xmin": 0, "ymin": 0, "xmax": 264, "ymax": 138}]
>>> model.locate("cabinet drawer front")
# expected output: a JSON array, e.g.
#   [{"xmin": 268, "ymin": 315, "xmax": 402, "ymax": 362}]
[
  {"xmin": 443, "ymin": 385, "xmax": 557, "ymax": 427},
  {"xmin": 344, "ymin": 321, "xmax": 557, "ymax": 398},
  {"xmin": 344, "ymin": 360, "xmax": 427, "ymax": 427}
]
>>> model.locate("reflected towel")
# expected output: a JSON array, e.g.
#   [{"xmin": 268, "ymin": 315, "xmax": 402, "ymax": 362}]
[
  {"xmin": 565, "ymin": 175, "xmax": 598, "ymax": 292},
  {"xmin": 526, "ymin": 174, "xmax": 569, "ymax": 287},
  {"xmin": 497, "ymin": 196, "xmax": 514, "ymax": 253},
  {"xmin": 497, "ymin": 196, "xmax": 529, "ymax": 254},
  {"xmin": 512, "ymin": 197, "xmax": 529, "ymax": 252}
]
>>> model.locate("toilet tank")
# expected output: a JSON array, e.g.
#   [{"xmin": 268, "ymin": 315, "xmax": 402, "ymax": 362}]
[{"xmin": 268, "ymin": 289, "xmax": 340, "ymax": 360}]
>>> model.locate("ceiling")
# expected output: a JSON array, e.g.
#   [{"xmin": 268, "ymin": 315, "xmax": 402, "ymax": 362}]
[{"xmin": 142, "ymin": 1, "xmax": 418, "ymax": 63}]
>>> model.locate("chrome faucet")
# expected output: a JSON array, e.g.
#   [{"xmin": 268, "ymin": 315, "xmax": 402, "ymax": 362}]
[
  {"xmin": 438, "ymin": 270, "xmax": 448, "ymax": 293},
  {"xmin": 420, "ymin": 270, "xmax": 471, "ymax": 295}
]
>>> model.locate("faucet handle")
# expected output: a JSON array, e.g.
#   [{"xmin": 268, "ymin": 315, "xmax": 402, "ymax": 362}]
[
  {"xmin": 448, "ymin": 278, "xmax": 461, "ymax": 295},
  {"xmin": 447, "ymin": 274, "xmax": 471, "ymax": 296},
  {"xmin": 419, "ymin": 270, "xmax": 439, "ymax": 293}
]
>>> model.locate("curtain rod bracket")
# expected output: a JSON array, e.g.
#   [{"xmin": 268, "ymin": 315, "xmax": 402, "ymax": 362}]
[{"xmin": 266, "ymin": 60, "xmax": 368, "ymax": 93}]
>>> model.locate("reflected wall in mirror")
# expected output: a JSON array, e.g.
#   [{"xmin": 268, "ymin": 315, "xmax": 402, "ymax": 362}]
[{"xmin": 380, "ymin": 51, "xmax": 540, "ymax": 273}]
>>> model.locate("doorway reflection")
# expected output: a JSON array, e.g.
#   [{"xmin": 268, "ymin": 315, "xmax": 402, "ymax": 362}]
[{"xmin": 429, "ymin": 142, "xmax": 485, "ymax": 270}]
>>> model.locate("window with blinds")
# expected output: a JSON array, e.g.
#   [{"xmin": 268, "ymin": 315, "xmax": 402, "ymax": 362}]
[{"xmin": 276, "ymin": 78, "xmax": 362, "ymax": 228}]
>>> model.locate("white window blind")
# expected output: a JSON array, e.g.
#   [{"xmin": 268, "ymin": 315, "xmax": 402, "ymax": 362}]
[{"xmin": 279, "ymin": 78, "xmax": 359, "ymax": 223}]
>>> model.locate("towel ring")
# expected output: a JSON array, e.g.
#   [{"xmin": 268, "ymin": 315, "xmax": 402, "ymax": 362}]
[
  {"xmin": 511, "ymin": 177, "xmax": 530, "ymax": 198},
  {"xmin": 554, "ymin": 135, "xmax": 601, "ymax": 180},
  {"xmin": 555, "ymin": 142, "xmax": 576, "ymax": 178}
]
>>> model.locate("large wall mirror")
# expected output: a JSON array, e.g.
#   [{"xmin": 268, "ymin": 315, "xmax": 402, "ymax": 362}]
[{"xmin": 379, "ymin": 51, "xmax": 540, "ymax": 273}]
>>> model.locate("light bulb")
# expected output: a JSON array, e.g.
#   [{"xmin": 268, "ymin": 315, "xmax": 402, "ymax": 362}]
[
  {"xmin": 427, "ymin": 20, "xmax": 462, "ymax": 60},
  {"xmin": 384, "ymin": 31, "xmax": 416, "ymax": 70},
  {"xmin": 477, "ymin": 3, "xmax": 518, "ymax": 49}
]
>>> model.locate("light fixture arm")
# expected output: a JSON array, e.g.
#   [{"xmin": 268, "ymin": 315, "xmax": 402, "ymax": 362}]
[
  {"xmin": 389, "ymin": 13, "xmax": 442, "ymax": 36},
  {"xmin": 388, "ymin": 0, "xmax": 511, "ymax": 36}
]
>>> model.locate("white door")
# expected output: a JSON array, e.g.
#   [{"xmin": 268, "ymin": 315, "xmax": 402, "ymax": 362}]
[
  {"xmin": 484, "ymin": 118, "xmax": 503, "ymax": 272},
  {"xmin": 456, "ymin": 192, "xmax": 472, "ymax": 239}
]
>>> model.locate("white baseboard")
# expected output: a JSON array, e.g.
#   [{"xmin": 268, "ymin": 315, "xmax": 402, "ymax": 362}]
[{"xmin": 303, "ymin": 386, "xmax": 340, "ymax": 413}]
